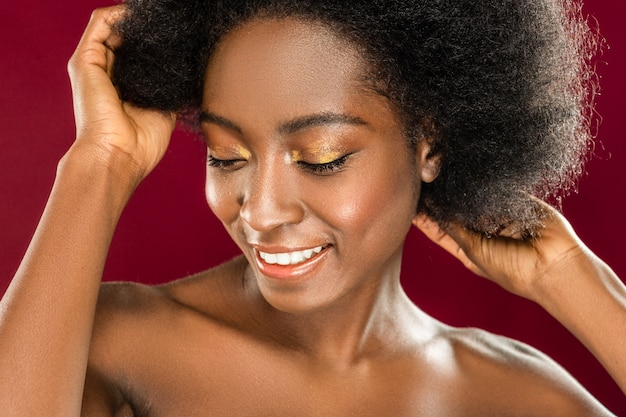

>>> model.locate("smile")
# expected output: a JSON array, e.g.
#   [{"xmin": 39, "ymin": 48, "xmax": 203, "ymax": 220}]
[{"xmin": 258, "ymin": 246, "xmax": 324, "ymax": 266}]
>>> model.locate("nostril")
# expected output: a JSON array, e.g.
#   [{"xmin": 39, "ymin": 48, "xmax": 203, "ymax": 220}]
[{"xmin": 239, "ymin": 191, "xmax": 305, "ymax": 232}]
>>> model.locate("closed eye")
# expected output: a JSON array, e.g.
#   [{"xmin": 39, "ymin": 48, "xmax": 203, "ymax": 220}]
[
  {"xmin": 297, "ymin": 154, "xmax": 350, "ymax": 175},
  {"xmin": 207, "ymin": 155, "xmax": 246, "ymax": 170}
]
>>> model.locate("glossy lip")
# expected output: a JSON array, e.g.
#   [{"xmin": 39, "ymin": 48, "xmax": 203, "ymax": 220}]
[{"xmin": 252, "ymin": 244, "xmax": 331, "ymax": 280}]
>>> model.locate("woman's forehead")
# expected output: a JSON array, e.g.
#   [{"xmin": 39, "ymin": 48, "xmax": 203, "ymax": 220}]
[
  {"xmin": 202, "ymin": 18, "xmax": 374, "ymax": 122},
  {"xmin": 207, "ymin": 18, "xmax": 361, "ymax": 83}
]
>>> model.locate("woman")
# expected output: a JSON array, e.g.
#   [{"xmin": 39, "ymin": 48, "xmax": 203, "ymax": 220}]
[{"xmin": 0, "ymin": 0, "xmax": 624, "ymax": 415}]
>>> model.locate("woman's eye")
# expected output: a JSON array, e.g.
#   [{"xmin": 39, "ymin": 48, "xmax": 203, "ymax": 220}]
[
  {"xmin": 207, "ymin": 155, "xmax": 245, "ymax": 170},
  {"xmin": 298, "ymin": 154, "xmax": 350, "ymax": 174}
]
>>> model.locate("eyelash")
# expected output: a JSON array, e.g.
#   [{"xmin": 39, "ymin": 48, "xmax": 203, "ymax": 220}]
[
  {"xmin": 297, "ymin": 154, "xmax": 350, "ymax": 174},
  {"xmin": 207, "ymin": 154, "xmax": 351, "ymax": 174},
  {"xmin": 206, "ymin": 155, "xmax": 244, "ymax": 169}
]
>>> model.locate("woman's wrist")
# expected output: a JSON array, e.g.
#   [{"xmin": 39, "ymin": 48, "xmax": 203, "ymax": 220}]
[
  {"xmin": 57, "ymin": 141, "xmax": 143, "ymax": 218},
  {"xmin": 530, "ymin": 245, "xmax": 592, "ymax": 306},
  {"xmin": 530, "ymin": 245, "xmax": 620, "ymax": 347}
]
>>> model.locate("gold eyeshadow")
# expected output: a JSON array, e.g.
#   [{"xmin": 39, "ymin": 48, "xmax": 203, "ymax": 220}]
[
  {"xmin": 291, "ymin": 150, "xmax": 304, "ymax": 163},
  {"xmin": 290, "ymin": 143, "xmax": 345, "ymax": 164},
  {"xmin": 211, "ymin": 144, "xmax": 251, "ymax": 160},
  {"xmin": 235, "ymin": 145, "xmax": 252, "ymax": 160}
]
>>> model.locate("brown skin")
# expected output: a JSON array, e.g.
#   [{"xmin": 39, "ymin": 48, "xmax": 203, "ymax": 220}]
[
  {"xmin": 0, "ymin": 5, "xmax": 622, "ymax": 416},
  {"xmin": 83, "ymin": 14, "xmax": 610, "ymax": 415}
]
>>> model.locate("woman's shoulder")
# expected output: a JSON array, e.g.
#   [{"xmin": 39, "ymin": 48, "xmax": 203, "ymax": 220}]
[
  {"xmin": 88, "ymin": 256, "xmax": 250, "ymax": 366},
  {"xmin": 82, "ymin": 257, "xmax": 252, "ymax": 414},
  {"xmin": 422, "ymin": 324, "xmax": 612, "ymax": 415},
  {"xmin": 91, "ymin": 257, "xmax": 246, "ymax": 337},
  {"xmin": 94, "ymin": 256, "xmax": 248, "ymax": 320}
]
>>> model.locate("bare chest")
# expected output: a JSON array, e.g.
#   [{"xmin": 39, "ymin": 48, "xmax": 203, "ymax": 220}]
[{"xmin": 116, "ymin": 339, "xmax": 457, "ymax": 416}]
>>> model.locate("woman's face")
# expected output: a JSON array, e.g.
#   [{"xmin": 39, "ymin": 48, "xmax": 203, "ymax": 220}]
[{"xmin": 202, "ymin": 18, "xmax": 436, "ymax": 313}]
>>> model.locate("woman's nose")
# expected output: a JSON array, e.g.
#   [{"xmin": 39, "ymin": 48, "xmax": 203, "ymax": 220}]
[{"xmin": 239, "ymin": 164, "xmax": 305, "ymax": 232}]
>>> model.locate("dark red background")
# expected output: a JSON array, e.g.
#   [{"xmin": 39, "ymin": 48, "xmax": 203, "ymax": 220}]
[{"xmin": 1, "ymin": 1, "xmax": 624, "ymax": 413}]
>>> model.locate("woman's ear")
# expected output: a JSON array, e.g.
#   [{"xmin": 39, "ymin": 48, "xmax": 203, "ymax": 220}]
[
  {"xmin": 416, "ymin": 140, "xmax": 440, "ymax": 183},
  {"xmin": 415, "ymin": 116, "xmax": 440, "ymax": 183}
]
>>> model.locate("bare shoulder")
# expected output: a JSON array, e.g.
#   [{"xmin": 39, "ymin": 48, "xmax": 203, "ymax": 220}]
[
  {"xmin": 93, "ymin": 255, "xmax": 246, "ymax": 321},
  {"xmin": 432, "ymin": 325, "xmax": 614, "ymax": 416},
  {"xmin": 82, "ymin": 257, "xmax": 249, "ymax": 415}
]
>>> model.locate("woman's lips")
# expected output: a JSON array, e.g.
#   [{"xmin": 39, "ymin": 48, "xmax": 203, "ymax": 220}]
[
  {"xmin": 258, "ymin": 245, "xmax": 324, "ymax": 265},
  {"xmin": 253, "ymin": 245, "xmax": 330, "ymax": 280}
]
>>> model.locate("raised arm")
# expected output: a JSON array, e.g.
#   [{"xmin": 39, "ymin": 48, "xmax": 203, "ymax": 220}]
[
  {"xmin": 0, "ymin": 6, "xmax": 175, "ymax": 416},
  {"xmin": 414, "ymin": 201, "xmax": 626, "ymax": 395}
]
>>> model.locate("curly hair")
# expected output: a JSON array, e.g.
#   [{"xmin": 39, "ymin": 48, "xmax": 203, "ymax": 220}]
[{"xmin": 112, "ymin": 0, "xmax": 600, "ymax": 236}]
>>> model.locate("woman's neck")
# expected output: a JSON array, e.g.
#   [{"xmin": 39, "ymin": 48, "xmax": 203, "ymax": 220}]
[{"xmin": 243, "ymin": 252, "xmax": 436, "ymax": 368}]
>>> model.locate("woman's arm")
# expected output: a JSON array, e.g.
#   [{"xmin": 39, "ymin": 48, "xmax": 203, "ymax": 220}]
[
  {"xmin": 0, "ymin": 6, "xmax": 175, "ymax": 416},
  {"xmin": 414, "ymin": 201, "xmax": 626, "ymax": 394},
  {"xmin": 538, "ymin": 243, "xmax": 626, "ymax": 392}
]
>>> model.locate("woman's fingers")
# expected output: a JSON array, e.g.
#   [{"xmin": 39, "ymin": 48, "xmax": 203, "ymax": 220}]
[
  {"xmin": 68, "ymin": 6, "xmax": 128, "ymax": 138},
  {"xmin": 69, "ymin": 5, "xmax": 126, "ymax": 76},
  {"xmin": 79, "ymin": 5, "xmax": 126, "ymax": 49},
  {"xmin": 413, "ymin": 201, "xmax": 588, "ymax": 300},
  {"xmin": 414, "ymin": 213, "xmax": 535, "ymax": 296},
  {"xmin": 66, "ymin": 4, "xmax": 176, "ymax": 183},
  {"xmin": 413, "ymin": 214, "xmax": 488, "ymax": 278}
]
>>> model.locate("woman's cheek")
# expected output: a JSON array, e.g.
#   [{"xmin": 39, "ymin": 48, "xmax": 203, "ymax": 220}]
[
  {"xmin": 311, "ymin": 179, "xmax": 375, "ymax": 229},
  {"xmin": 205, "ymin": 173, "xmax": 241, "ymax": 224}
]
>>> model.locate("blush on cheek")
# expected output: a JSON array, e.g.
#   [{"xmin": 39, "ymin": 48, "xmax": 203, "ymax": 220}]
[
  {"xmin": 332, "ymin": 182, "xmax": 388, "ymax": 226},
  {"xmin": 344, "ymin": 170, "xmax": 416, "ymax": 231},
  {"xmin": 334, "ymin": 199, "xmax": 361, "ymax": 224}
]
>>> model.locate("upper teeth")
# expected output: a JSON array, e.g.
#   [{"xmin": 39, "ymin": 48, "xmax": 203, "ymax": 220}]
[{"xmin": 259, "ymin": 246, "xmax": 324, "ymax": 266}]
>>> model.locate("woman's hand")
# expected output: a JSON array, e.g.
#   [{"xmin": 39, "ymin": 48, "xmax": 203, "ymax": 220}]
[
  {"xmin": 67, "ymin": 5, "xmax": 176, "ymax": 187},
  {"xmin": 413, "ymin": 200, "xmax": 585, "ymax": 302}
]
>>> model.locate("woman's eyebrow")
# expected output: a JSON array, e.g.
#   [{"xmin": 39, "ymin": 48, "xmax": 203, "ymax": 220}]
[
  {"xmin": 199, "ymin": 110, "xmax": 368, "ymax": 136},
  {"xmin": 277, "ymin": 112, "xmax": 368, "ymax": 135},
  {"xmin": 199, "ymin": 111, "xmax": 243, "ymax": 134}
]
